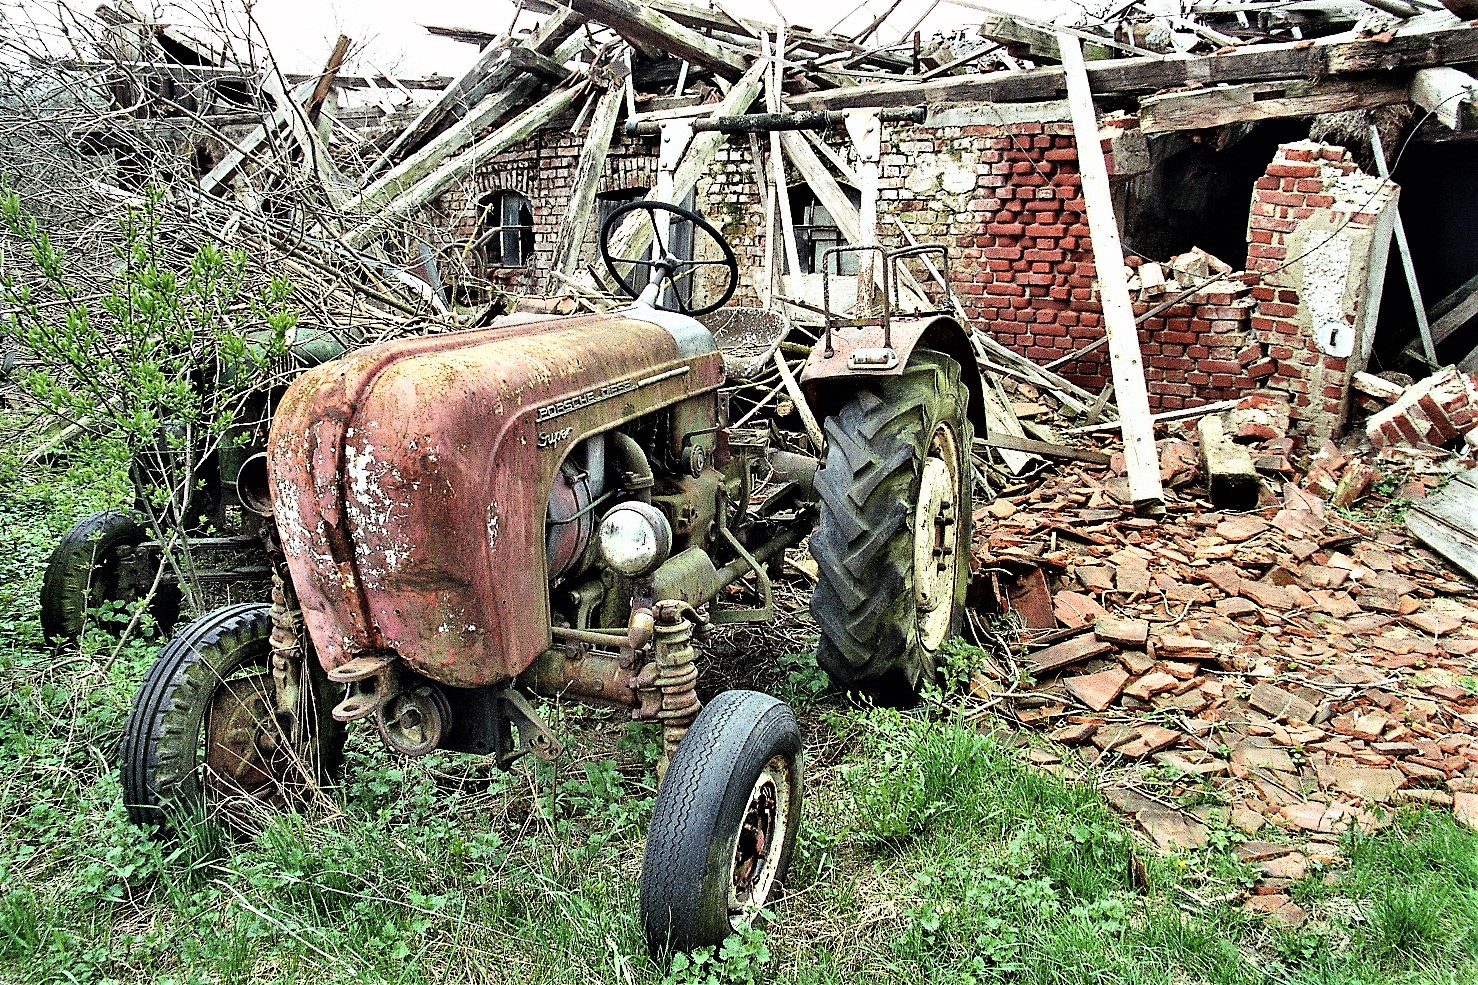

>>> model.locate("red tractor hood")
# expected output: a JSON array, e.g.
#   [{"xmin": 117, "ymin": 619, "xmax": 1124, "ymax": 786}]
[{"xmin": 268, "ymin": 310, "xmax": 722, "ymax": 687}]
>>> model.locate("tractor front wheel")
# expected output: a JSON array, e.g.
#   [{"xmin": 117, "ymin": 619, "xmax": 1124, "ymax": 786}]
[
  {"xmin": 120, "ymin": 603, "xmax": 345, "ymax": 831},
  {"xmin": 639, "ymin": 690, "xmax": 802, "ymax": 953},
  {"xmin": 809, "ymin": 349, "xmax": 973, "ymax": 704},
  {"xmin": 39, "ymin": 510, "xmax": 182, "ymax": 642}
]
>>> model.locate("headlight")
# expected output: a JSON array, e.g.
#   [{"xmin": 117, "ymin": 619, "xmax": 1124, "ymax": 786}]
[{"xmin": 597, "ymin": 501, "xmax": 672, "ymax": 577}]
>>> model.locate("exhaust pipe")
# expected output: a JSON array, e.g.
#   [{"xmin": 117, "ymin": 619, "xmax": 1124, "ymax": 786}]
[{"xmin": 235, "ymin": 452, "xmax": 274, "ymax": 517}]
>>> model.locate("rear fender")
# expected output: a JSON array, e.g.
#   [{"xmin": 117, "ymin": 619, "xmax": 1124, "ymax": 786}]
[{"xmin": 798, "ymin": 315, "xmax": 987, "ymax": 437}]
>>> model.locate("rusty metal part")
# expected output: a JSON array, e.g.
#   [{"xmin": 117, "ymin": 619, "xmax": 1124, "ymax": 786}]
[
  {"xmin": 733, "ymin": 775, "xmax": 778, "ymax": 899},
  {"xmin": 376, "ymin": 685, "xmax": 451, "ymax": 757},
  {"xmin": 327, "ymin": 651, "xmax": 401, "ymax": 722},
  {"xmin": 496, "ymin": 688, "xmax": 563, "ymax": 764},
  {"xmin": 268, "ymin": 312, "xmax": 723, "ymax": 689},
  {"xmin": 802, "ymin": 316, "xmax": 937, "ymax": 383},
  {"xmin": 519, "ymin": 646, "xmax": 649, "ymax": 710},
  {"xmin": 236, "ymin": 452, "xmax": 274, "ymax": 517},
  {"xmin": 268, "ymin": 567, "xmax": 304, "ymax": 740},
  {"xmin": 203, "ymin": 673, "xmax": 281, "ymax": 803},
  {"xmin": 651, "ymin": 600, "xmax": 704, "ymax": 774}
]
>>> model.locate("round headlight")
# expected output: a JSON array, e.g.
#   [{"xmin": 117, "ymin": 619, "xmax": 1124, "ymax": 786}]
[{"xmin": 597, "ymin": 501, "xmax": 673, "ymax": 577}]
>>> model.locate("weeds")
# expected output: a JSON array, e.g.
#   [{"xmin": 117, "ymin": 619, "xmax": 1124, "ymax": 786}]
[{"xmin": 4, "ymin": 441, "xmax": 1478, "ymax": 984}]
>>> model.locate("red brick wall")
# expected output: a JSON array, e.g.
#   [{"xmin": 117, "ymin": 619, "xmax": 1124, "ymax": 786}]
[
  {"xmin": 877, "ymin": 120, "xmax": 1260, "ymax": 413},
  {"xmin": 1243, "ymin": 142, "xmax": 1398, "ymax": 442}
]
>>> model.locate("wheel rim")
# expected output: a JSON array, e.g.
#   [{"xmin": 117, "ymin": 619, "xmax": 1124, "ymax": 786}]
[
  {"xmin": 914, "ymin": 421, "xmax": 961, "ymax": 652},
  {"xmin": 199, "ymin": 661, "xmax": 325, "ymax": 826},
  {"xmin": 727, "ymin": 755, "xmax": 793, "ymax": 920}
]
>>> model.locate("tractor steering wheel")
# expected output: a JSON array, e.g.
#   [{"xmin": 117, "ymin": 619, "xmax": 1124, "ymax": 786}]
[{"xmin": 598, "ymin": 201, "xmax": 739, "ymax": 317}]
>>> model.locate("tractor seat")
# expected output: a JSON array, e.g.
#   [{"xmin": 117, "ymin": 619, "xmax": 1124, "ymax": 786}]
[{"xmin": 698, "ymin": 306, "xmax": 790, "ymax": 383}]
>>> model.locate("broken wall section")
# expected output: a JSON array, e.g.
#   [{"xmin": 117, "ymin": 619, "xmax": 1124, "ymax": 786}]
[{"xmin": 1244, "ymin": 141, "xmax": 1400, "ymax": 444}]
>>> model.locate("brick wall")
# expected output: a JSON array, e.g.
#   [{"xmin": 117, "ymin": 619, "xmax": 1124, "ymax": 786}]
[{"xmin": 439, "ymin": 128, "xmax": 659, "ymax": 296}]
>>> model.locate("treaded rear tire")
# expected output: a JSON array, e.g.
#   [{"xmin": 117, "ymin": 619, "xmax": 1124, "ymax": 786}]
[
  {"xmin": 120, "ymin": 603, "xmax": 345, "ymax": 829},
  {"xmin": 809, "ymin": 349, "xmax": 973, "ymax": 703},
  {"xmin": 39, "ymin": 509, "xmax": 182, "ymax": 642},
  {"xmin": 640, "ymin": 690, "xmax": 802, "ymax": 953}
]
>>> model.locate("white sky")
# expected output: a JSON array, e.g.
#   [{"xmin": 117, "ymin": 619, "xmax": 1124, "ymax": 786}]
[{"xmin": 6, "ymin": 0, "xmax": 1082, "ymax": 76}]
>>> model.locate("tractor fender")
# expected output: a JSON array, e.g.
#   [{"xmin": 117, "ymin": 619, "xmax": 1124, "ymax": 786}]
[{"xmin": 798, "ymin": 315, "xmax": 988, "ymax": 438}]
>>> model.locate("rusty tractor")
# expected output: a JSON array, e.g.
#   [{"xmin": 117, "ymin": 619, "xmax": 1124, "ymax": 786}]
[{"xmin": 119, "ymin": 196, "xmax": 986, "ymax": 952}]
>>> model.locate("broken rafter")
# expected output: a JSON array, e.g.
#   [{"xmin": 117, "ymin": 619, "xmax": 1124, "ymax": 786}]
[
  {"xmin": 801, "ymin": 18, "xmax": 1478, "ymax": 109},
  {"xmin": 566, "ymin": 0, "xmax": 751, "ymax": 80},
  {"xmin": 345, "ymin": 86, "xmax": 585, "ymax": 248},
  {"xmin": 1138, "ymin": 77, "xmax": 1411, "ymax": 133},
  {"xmin": 548, "ymin": 81, "xmax": 627, "ymax": 283},
  {"xmin": 369, "ymin": 8, "xmax": 580, "ymax": 177}
]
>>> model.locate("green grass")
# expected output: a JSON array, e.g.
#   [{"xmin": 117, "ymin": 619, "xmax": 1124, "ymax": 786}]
[{"xmin": 3, "ymin": 424, "xmax": 1478, "ymax": 985}]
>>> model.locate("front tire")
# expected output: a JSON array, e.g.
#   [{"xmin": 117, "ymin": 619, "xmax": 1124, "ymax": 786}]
[
  {"xmin": 39, "ymin": 510, "xmax": 182, "ymax": 642},
  {"xmin": 809, "ymin": 349, "xmax": 973, "ymax": 703},
  {"xmin": 640, "ymin": 690, "xmax": 803, "ymax": 953},
  {"xmin": 120, "ymin": 603, "xmax": 345, "ymax": 830}
]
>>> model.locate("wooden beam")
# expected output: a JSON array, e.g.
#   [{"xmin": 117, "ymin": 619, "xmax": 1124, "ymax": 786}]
[
  {"xmin": 307, "ymin": 35, "xmax": 352, "ymax": 122},
  {"xmin": 566, "ymin": 0, "xmax": 751, "ymax": 80},
  {"xmin": 1410, "ymin": 66, "xmax": 1478, "ymax": 131},
  {"xmin": 799, "ymin": 20, "xmax": 1478, "ymax": 110},
  {"xmin": 549, "ymin": 83, "xmax": 626, "ymax": 282},
  {"xmin": 1369, "ymin": 126, "xmax": 1437, "ymax": 366},
  {"xmin": 198, "ymin": 80, "xmax": 313, "ymax": 195},
  {"xmin": 349, "ymin": 78, "xmax": 541, "ymax": 213},
  {"xmin": 369, "ymin": 8, "xmax": 579, "ymax": 175},
  {"xmin": 1198, "ymin": 414, "xmax": 1261, "ymax": 510},
  {"xmin": 976, "ymin": 433, "xmax": 1112, "ymax": 466},
  {"xmin": 1058, "ymin": 33, "xmax": 1163, "ymax": 517},
  {"xmin": 978, "ymin": 15, "xmax": 1125, "ymax": 63},
  {"xmin": 345, "ymin": 86, "xmax": 584, "ymax": 248},
  {"xmin": 1430, "ymin": 272, "xmax": 1478, "ymax": 345},
  {"xmin": 1138, "ymin": 77, "xmax": 1410, "ymax": 133}
]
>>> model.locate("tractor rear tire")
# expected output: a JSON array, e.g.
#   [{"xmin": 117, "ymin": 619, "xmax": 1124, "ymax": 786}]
[
  {"xmin": 640, "ymin": 690, "xmax": 802, "ymax": 953},
  {"xmin": 39, "ymin": 510, "xmax": 182, "ymax": 642},
  {"xmin": 809, "ymin": 349, "xmax": 973, "ymax": 704},
  {"xmin": 120, "ymin": 603, "xmax": 345, "ymax": 830}
]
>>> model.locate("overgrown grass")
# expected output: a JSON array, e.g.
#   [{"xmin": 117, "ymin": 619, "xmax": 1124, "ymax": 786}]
[{"xmin": 3, "ymin": 425, "xmax": 1477, "ymax": 985}]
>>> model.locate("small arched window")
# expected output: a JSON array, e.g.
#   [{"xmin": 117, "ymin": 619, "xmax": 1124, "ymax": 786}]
[
  {"xmin": 790, "ymin": 186, "xmax": 860, "ymax": 275},
  {"xmin": 476, "ymin": 190, "xmax": 534, "ymax": 268}
]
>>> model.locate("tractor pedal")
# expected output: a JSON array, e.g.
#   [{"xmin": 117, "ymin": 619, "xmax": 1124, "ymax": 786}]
[{"xmin": 327, "ymin": 652, "xmax": 396, "ymax": 684}]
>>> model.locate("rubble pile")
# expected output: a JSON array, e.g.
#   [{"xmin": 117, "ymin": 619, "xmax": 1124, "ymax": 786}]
[{"xmin": 971, "ymin": 426, "xmax": 1478, "ymax": 922}]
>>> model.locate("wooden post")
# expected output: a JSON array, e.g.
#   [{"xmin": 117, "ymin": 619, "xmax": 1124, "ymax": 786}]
[
  {"xmin": 766, "ymin": 32, "xmax": 803, "ymax": 281},
  {"xmin": 844, "ymin": 109, "xmax": 881, "ymax": 309},
  {"xmin": 548, "ymin": 83, "xmax": 626, "ymax": 285},
  {"xmin": 1369, "ymin": 126, "xmax": 1437, "ymax": 366},
  {"xmin": 1057, "ymin": 33, "xmax": 1164, "ymax": 517},
  {"xmin": 604, "ymin": 60, "xmax": 767, "ymax": 262}
]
